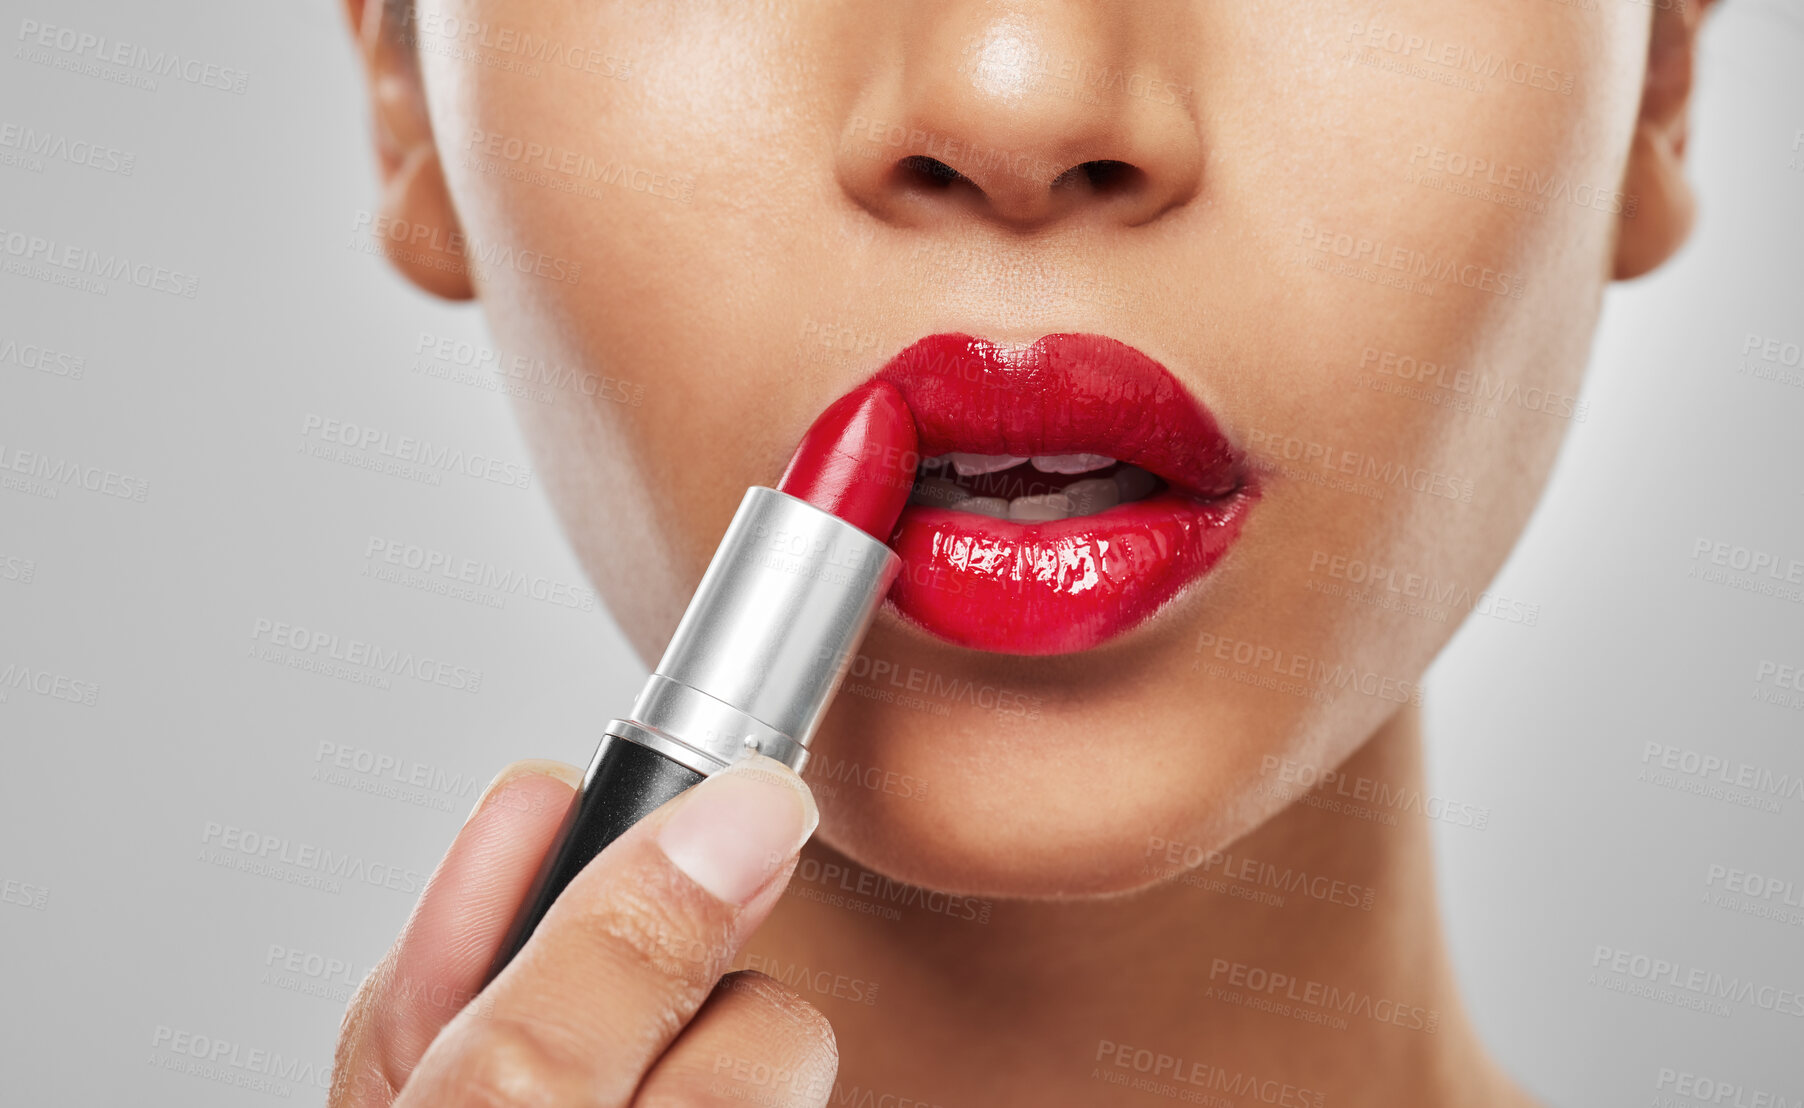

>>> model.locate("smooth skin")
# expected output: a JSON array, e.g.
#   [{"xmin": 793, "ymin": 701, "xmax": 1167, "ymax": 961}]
[{"xmin": 337, "ymin": 0, "xmax": 1718, "ymax": 1104}]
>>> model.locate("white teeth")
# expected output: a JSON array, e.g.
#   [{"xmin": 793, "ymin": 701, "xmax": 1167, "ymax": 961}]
[
  {"xmin": 916, "ymin": 459, "xmax": 1161, "ymax": 521},
  {"xmin": 1008, "ymin": 493, "xmax": 1073, "ymax": 522},
  {"xmin": 1114, "ymin": 465, "xmax": 1158, "ymax": 502},
  {"xmin": 1062, "ymin": 477, "xmax": 1121, "ymax": 515},
  {"xmin": 958, "ymin": 496, "xmax": 1011, "ymax": 519},
  {"xmin": 946, "ymin": 453, "xmax": 1027, "ymax": 477},
  {"xmin": 1030, "ymin": 453, "xmax": 1116, "ymax": 475},
  {"xmin": 908, "ymin": 477, "xmax": 971, "ymax": 507}
]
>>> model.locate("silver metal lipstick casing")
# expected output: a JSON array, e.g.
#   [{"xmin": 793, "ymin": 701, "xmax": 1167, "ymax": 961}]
[{"xmin": 604, "ymin": 486, "xmax": 901, "ymax": 777}]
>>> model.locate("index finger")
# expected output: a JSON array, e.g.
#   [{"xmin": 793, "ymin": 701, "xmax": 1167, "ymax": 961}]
[
  {"xmin": 394, "ymin": 755, "xmax": 818, "ymax": 1108},
  {"xmin": 331, "ymin": 760, "xmax": 583, "ymax": 1106}
]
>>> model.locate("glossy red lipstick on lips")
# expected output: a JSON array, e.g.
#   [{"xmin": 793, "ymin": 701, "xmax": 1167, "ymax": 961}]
[
  {"xmin": 879, "ymin": 334, "xmax": 1254, "ymax": 655},
  {"xmin": 488, "ymin": 382, "xmax": 916, "ymax": 978}
]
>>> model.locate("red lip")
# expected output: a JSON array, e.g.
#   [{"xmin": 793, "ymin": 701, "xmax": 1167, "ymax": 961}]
[{"xmin": 870, "ymin": 333, "xmax": 1254, "ymax": 655}]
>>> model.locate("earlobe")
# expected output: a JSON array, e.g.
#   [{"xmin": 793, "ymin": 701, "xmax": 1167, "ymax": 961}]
[
  {"xmin": 382, "ymin": 142, "xmax": 477, "ymax": 300},
  {"xmin": 1614, "ymin": 120, "xmax": 1697, "ymax": 281},
  {"xmin": 344, "ymin": 0, "xmax": 475, "ymax": 300},
  {"xmin": 1611, "ymin": 0, "xmax": 1715, "ymax": 281}
]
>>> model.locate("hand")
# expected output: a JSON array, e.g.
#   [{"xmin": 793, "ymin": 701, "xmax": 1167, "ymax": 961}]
[{"xmin": 328, "ymin": 755, "xmax": 836, "ymax": 1106}]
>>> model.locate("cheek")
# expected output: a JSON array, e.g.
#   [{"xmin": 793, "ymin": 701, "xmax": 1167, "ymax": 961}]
[
  {"xmin": 419, "ymin": 3, "xmax": 826, "ymax": 651},
  {"xmin": 1189, "ymin": 0, "xmax": 1642, "ymax": 675}
]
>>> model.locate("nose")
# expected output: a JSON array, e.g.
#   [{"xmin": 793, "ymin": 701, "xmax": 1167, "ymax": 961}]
[{"xmin": 836, "ymin": 2, "xmax": 1203, "ymax": 231}]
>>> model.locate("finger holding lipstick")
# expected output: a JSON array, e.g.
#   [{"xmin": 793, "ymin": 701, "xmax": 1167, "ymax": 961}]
[{"xmin": 330, "ymin": 756, "xmax": 832, "ymax": 1108}]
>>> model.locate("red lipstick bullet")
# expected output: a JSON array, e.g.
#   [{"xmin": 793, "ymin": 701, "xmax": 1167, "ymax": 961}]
[
  {"xmin": 488, "ymin": 381, "xmax": 914, "ymax": 978},
  {"xmin": 778, "ymin": 380, "xmax": 918, "ymax": 540}
]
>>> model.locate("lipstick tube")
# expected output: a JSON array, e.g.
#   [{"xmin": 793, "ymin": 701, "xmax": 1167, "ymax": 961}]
[{"xmin": 487, "ymin": 485, "xmax": 899, "ymax": 978}]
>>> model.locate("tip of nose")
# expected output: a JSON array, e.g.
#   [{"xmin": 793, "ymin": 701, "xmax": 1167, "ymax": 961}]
[{"xmin": 833, "ymin": 10, "xmax": 1204, "ymax": 231}]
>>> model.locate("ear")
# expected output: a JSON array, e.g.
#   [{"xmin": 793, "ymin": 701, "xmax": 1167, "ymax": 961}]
[
  {"xmin": 342, "ymin": 0, "xmax": 474, "ymax": 299},
  {"xmin": 1613, "ymin": 0, "xmax": 1720, "ymax": 281}
]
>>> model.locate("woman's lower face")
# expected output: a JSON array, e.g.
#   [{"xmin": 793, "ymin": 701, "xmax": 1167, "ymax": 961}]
[{"xmin": 409, "ymin": 0, "xmax": 1645, "ymax": 898}]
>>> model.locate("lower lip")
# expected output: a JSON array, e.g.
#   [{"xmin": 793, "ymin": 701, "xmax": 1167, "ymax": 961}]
[{"xmin": 887, "ymin": 488, "xmax": 1254, "ymax": 655}]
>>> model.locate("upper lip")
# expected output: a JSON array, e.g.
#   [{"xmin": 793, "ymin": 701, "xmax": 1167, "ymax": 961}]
[{"xmin": 873, "ymin": 333, "xmax": 1243, "ymax": 499}]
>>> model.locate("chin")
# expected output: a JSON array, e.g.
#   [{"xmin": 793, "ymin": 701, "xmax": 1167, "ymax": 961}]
[{"xmin": 799, "ymin": 660, "xmax": 1295, "ymax": 901}]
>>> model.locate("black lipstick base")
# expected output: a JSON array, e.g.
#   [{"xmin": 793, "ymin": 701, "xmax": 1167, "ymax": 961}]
[{"xmin": 485, "ymin": 735, "xmax": 707, "ymax": 982}]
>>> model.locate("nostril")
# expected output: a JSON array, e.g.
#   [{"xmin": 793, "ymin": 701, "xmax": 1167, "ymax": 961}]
[
  {"xmin": 1083, "ymin": 160, "xmax": 1141, "ymax": 191},
  {"xmin": 1053, "ymin": 159, "xmax": 1145, "ymax": 196},
  {"xmin": 896, "ymin": 155, "xmax": 970, "ymax": 190},
  {"xmin": 877, "ymin": 151, "xmax": 1162, "ymax": 224}
]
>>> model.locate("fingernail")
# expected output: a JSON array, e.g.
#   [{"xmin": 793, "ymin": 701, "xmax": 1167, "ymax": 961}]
[
  {"xmin": 465, "ymin": 759, "xmax": 583, "ymax": 825},
  {"xmin": 656, "ymin": 755, "xmax": 819, "ymax": 904}
]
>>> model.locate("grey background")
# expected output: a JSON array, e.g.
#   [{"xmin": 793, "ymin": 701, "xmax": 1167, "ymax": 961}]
[{"xmin": 1, "ymin": 0, "xmax": 1799, "ymax": 1103}]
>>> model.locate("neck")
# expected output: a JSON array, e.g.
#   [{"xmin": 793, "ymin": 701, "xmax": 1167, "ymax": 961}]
[{"xmin": 740, "ymin": 707, "xmax": 1531, "ymax": 1108}]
